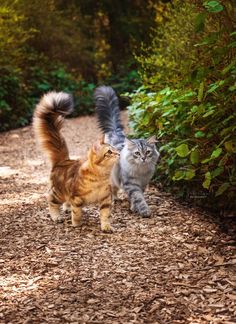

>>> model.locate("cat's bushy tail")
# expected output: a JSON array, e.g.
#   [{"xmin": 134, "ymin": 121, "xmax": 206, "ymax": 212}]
[
  {"xmin": 33, "ymin": 91, "xmax": 74, "ymax": 166},
  {"xmin": 94, "ymin": 86, "xmax": 125, "ymax": 150}
]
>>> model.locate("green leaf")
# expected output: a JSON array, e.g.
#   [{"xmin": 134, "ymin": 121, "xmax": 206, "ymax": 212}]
[
  {"xmin": 224, "ymin": 141, "xmax": 236, "ymax": 153},
  {"xmin": 195, "ymin": 131, "xmax": 205, "ymax": 138},
  {"xmin": 190, "ymin": 149, "xmax": 200, "ymax": 164},
  {"xmin": 191, "ymin": 105, "xmax": 198, "ymax": 113},
  {"xmin": 37, "ymin": 82, "xmax": 50, "ymax": 91},
  {"xmin": 202, "ymin": 147, "xmax": 222, "ymax": 163},
  {"xmin": 141, "ymin": 113, "xmax": 150, "ymax": 126},
  {"xmin": 211, "ymin": 147, "xmax": 222, "ymax": 159},
  {"xmin": 198, "ymin": 82, "xmax": 204, "ymax": 102},
  {"xmin": 172, "ymin": 170, "xmax": 185, "ymax": 181},
  {"xmin": 207, "ymin": 80, "xmax": 225, "ymax": 93},
  {"xmin": 172, "ymin": 169, "xmax": 195, "ymax": 181},
  {"xmin": 185, "ymin": 169, "xmax": 196, "ymax": 180},
  {"xmin": 175, "ymin": 144, "xmax": 190, "ymax": 157},
  {"xmin": 204, "ymin": 1, "xmax": 224, "ymax": 13},
  {"xmin": 229, "ymin": 85, "xmax": 236, "ymax": 91},
  {"xmin": 228, "ymin": 41, "xmax": 236, "ymax": 48},
  {"xmin": 211, "ymin": 167, "xmax": 224, "ymax": 178},
  {"xmin": 222, "ymin": 60, "xmax": 236, "ymax": 75},
  {"xmin": 162, "ymin": 107, "xmax": 176, "ymax": 117},
  {"xmin": 195, "ymin": 13, "xmax": 207, "ymax": 33},
  {"xmin": 203, "ymin": 110, "xmax": 214, "ymax": 118},
  {"xmin": 88, "ymin": 83, "xmax": 95, "ymax": 90},
  {"xmin": 215, "ymin": 182, "xmax": 230, "ymax": 196},
  {"xmin": 203, "ymin": 171, "xmax": 211, "ymax": 189}
]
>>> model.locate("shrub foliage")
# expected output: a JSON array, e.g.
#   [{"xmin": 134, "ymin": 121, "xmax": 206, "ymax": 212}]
[{"xmin": 128, "ymin": 0, "xmax": 236, "ymax": 210}]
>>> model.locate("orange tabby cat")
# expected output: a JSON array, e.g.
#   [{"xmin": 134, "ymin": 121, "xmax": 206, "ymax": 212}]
[{"xmin": 33, "ymin": 91, "xmax": 119, "ymax": 232}]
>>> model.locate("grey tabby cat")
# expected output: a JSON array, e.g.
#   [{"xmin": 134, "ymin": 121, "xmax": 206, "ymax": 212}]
[{"xmin": 94, "ymin": 85, "xmax": 160, "ymax": 217}]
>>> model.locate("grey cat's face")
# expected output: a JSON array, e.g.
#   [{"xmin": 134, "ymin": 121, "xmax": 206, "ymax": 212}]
[{"xmin": 125, "ymin": 137, "xmax": 159, "ymax": 165}]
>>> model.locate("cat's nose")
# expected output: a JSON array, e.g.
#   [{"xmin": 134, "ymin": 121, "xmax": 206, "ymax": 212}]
[{"xmin": 142, "ymin": 157, "xmax": 146, "ymax": 162}]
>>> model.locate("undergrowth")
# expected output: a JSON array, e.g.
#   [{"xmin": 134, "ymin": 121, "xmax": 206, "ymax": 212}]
[{"xmin": 127, "ymin": 0, "xmax": 236, "ymax": 211}]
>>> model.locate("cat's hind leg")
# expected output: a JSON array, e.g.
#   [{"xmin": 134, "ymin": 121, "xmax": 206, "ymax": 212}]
[
  {"xmin": 47, "ymin": 193, "xmax": 63, "ymax": 222},
  {"xmin": 62, "ymin": 202, "xmax": 71, "ymax": 212},
  {"xmin": 49, "ymin": 203, "xmax": 62, "ymax": 222}
]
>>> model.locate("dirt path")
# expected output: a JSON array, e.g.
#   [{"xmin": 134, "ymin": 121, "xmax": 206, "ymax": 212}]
[{"xmin": 0, "ymin": 113, "xmax": 235, "ymax": 324}]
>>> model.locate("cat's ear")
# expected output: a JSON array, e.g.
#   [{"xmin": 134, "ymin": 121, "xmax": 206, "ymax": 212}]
[
  {"xmin": 147, "ymin": 135, "xmax": 158, "ymax": 144},
  {"xmin": 125, "ymin": 138, "xmax": 135, "ymax": 148},
  {"xmin": 92, "ymin": 141, "xmax": 102, "ymax": 153}
]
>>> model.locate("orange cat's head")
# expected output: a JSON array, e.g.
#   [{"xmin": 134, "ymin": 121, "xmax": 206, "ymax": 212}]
[{"xmin": 89, "ymin": 136, "xmax": 119, "ymax": 171}]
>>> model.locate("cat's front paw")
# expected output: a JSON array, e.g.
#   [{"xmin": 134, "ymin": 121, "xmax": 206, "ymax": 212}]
[
  {"xmin": 71, "ymin": 217, "xmax": 82, "ymax": 227},
  {"xmin": 71, "ymin": 214, "xmax": 82, "ymax": 227},
  {"xmin": 139, "ymin": 207, "xmax": 151, "ymax": 218},
  {"xmin": 101, "ymin": 223, "xmax": 114, "ymax": 233},
  {"xmin": 131, "ymin": 201, "xmax": 151, "ymax": 218}
]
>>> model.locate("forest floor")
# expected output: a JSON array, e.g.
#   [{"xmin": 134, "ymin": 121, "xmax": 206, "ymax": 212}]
[{"xmin": 0, "ymin": 112, "xmax": 235, "ymax": 324}]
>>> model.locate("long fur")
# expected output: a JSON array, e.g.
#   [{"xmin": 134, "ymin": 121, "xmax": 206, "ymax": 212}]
[
  {"xmin": 94, "ymin": 85, "xmax": 160, "ymax": 217},
  {"xmin": 94, "ymin": 86, "xmax": 122, "ymax": 133},
  {"xmin": 94, "ymin": 86, "xmax": 125, "ymax": 151},
  {"xmin": 33, "ymin": 91, "xmax": 119, "ymax": 231},
  {"xmin": 33, "ymin": 91, "xmax": 74, "ymax": 166}
]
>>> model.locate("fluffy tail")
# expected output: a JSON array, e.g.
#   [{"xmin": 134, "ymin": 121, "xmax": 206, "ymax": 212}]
[
  {"xmin": 94, "ymin": 86, "xmax": 125, "ymax": 150},
  {"xmin": 33, "ymin": 91, "xmax": 74, "ymax": 166}
]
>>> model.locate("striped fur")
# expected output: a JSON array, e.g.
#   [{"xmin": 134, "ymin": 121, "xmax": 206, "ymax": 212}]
[
  {"xmin": 33, "ymin": 91, "xmax": 73, "ymax": 166},
  {"xmin": 33, "ymin": 91, "xmax": 119, "ymax": 232}
]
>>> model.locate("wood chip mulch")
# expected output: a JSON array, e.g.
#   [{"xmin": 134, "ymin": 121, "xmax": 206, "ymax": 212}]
[{"xmin": 0, "ymin": 113, "xmax": 235, "ymax": 324}]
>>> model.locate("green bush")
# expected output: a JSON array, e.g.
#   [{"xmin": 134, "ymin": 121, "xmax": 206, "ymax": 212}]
[
  {"xmin": 105, "ymin": 63, "xmax": 141, "ymax": 94},
  {"xmin": 0, "ymin": 68, "xmax": 31, "ymax": 130},
  {"xmin": 128, "ymin": 0, "xmax": 236, "ymax": 210},
  {"xmin": 105, "ymin": 64, "xmax": 141, "ymax": 109},
  {"xmin": 0, "ymin": 0, "xmax": 148, "ymax": 132},
  {"xmin": 0, "ymin": 60, "xmax": 95, "ymax": 131},
  {"xmin": 136, "ymin": 1, "xmax": 198, "ymax": 89}
]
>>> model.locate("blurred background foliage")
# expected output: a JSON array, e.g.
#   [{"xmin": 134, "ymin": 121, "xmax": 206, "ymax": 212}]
[
  {"xmin": 0, "ymin": 0, "xmax": 235, "ymax": 210},
  {"xmin": 0, "ymin": 0, "xmax": 159, "ymax": 130},
  {"xmin": 127, "ymin": 0, "xmax": 236, "ymax": 211}
]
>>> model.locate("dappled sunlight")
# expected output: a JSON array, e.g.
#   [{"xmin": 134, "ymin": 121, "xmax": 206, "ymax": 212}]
[
  {"xmin": 0, "ymin": 166, "xmax": 18, "ymax": 177},
  {"xmin": 25, "ymin": 159, "xmax": 44, "ymax": 167},
  {"xmin": 27, "ymin": 176, "xmax": 48, "ymax": 185},
  {"xmin": 0, "ymin": 271, "xmax": 65, "ymax": 298},
  {"xmin": 0, "ymin": 192, "xmax": 44, "ymax": 207},
  {"xmin": 0, "ymin": 0, "xmax": 235, "ymax": 321},
  {"xmin": 0, "ymin": 274, "xmax": 41, "ymax": 296}
]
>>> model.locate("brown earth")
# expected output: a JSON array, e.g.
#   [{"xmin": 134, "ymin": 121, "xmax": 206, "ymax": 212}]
[{"xmin": 0, "ymin": 113, "xmax": 235, "ymax": 324}]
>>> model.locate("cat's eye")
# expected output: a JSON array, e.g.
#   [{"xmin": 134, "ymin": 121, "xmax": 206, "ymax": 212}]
[
  {"xmin": 105, "ymin": 149, "xmax": 112, "ymax": 157},
  {"xmin": 134, "ymin": 151, "xmax": 141, "ymax": 156},
  {"xmin": 146, "ymin": 149, "xmax": 152, "ymax": 155}
]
